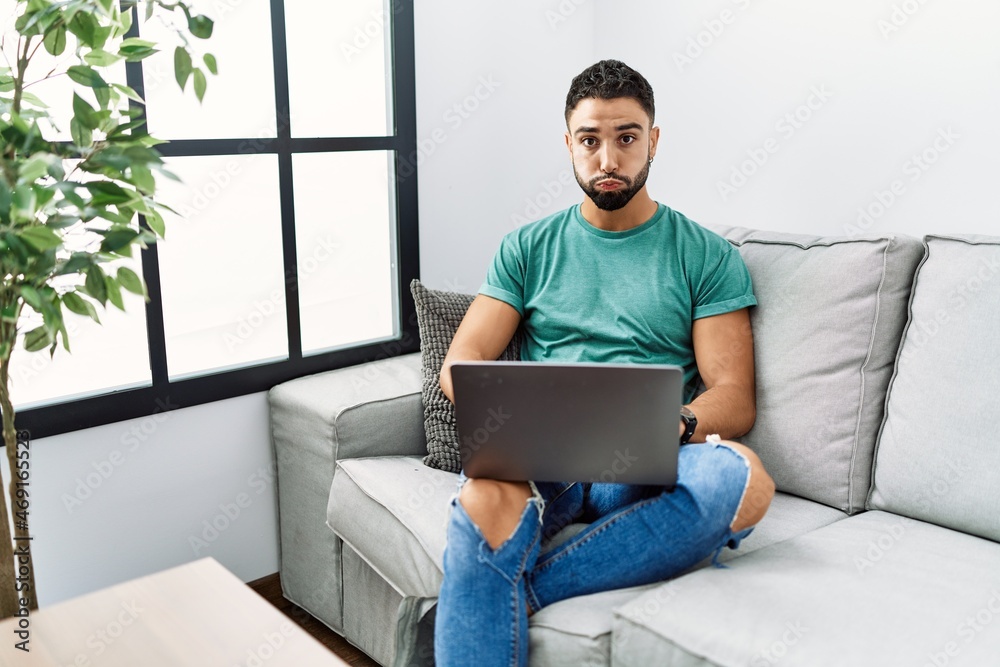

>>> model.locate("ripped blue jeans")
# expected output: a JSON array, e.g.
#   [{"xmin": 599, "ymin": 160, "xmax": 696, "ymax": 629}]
[{"xmin": 434, "ymin": 441, "xmax": 755, "ymax": 667}]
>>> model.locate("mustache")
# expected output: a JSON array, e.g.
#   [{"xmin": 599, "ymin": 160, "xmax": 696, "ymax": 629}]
[{"xmin": 588, "ymin": 173, "xmax": 633, "ymax": 187}]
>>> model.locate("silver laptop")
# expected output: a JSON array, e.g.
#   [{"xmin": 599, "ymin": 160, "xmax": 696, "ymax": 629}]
[{"xmin": 451, "ymin": 361, "xmax": 682, "ymax": 486}]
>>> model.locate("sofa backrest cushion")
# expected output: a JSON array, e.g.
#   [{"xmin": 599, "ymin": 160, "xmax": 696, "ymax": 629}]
[
  {"xmin": 868, "ymin": 235, "xmax": 1000, "ymax": 542},
  {"xmin": 710, "ymin": 227, "xmax": 924, "ymax": 513}
]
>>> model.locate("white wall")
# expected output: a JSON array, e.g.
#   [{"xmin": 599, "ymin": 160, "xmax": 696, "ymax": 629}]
[
  {"xmin": 596, "ymin": 0, "xmax": 1000, "ymax": 238},
  {"xmin": 8, "ymin": 393, "xmax": 278, "ymax": 605},
  {"xmin": 418, "ymin": 0, "xmax": 1000, "ymax": 293},
  {"xmin": 415, "ymin": 0, "xmax": 598, "ymax": 291}
]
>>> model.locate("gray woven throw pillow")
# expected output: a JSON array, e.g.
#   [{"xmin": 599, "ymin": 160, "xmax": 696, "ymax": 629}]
[{"xmin": 410, "ymin": 279, "xmax": 521, "ymax": 472}]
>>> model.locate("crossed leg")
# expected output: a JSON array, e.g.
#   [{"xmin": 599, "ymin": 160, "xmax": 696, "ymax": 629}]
[{"xmin": 435, "ymin": 441, "xmax": 775, "ymax": 667}]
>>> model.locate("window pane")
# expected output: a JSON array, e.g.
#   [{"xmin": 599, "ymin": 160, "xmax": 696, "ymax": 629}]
[
  {"xmin": 156, "ymin": 154, "xmax": 287, "ymax": 379},
  {"xmin": 8, "ymin": 259, "xmax": 150, "ymax": 410},
  {"xmin": 285, "ymin": 0, "xmax": 393, "ymax": 138},
  {"xmin": 292, "ymin": 151, "xmax": 397, "ymax": 354},
  {"xmin": 140, "ymin": 0, "xmax": 277, "ymax": 140}
]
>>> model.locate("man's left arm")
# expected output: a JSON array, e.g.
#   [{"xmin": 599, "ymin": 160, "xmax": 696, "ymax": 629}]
[{"xmin": 683, "ymin": 308, "xmax": 756, "ymax": 442}]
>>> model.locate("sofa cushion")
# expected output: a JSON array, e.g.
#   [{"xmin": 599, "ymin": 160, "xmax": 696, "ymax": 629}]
[
  {"xmin": 329, "ymin": 456, "xmax": 453, "ymax": 598},
  {"xmin": 329, "ymin": 458, "xmax": 847, "ymax": 592},
  {"xmin": 329, "ymin": 457, "xmax": 848, "ymax": 663},
  {"xmin": 410, "ymin": 279, "xmax": 521, "ymax": 472},
  {"xmin": 529, "ymin": 585, "xmax": 659, "ymax": 667},
  {"xmin": 531, "ymin": 487, "xmax": 847, "ymax": 665},
  {"xmin": 713, "ymin": 491, "xmax": 847, "ymax": 564},
  {"xmin": 612, "ymin": 510, "xmax": 1000, "ymax": 667},
  {"xmin": 710, "ymin": 228, "xmax": 924, "ymax": 513},
  {"xmin": 868, "ymin": 235, "xmax": 1000, "ymax": 542}
]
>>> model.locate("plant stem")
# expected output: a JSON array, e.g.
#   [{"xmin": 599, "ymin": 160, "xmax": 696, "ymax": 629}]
[
  {"xmin": 0, "ymin": 359, "xmax": 21, "ymax": 617},
  {"xmin": 11, "ymin": 32, "xmax": 33, "ymax": 117},
  {"xmin": 0, "ymin": 296, "xmax": 37, "ymax": 615},
  {"xmin": 0, "ymin": 438, "xmax": 15, "ymax": 616}
]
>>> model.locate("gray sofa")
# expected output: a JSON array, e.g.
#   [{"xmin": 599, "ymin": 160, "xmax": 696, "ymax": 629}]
[{"xmin": 268, "ymin": 226, "xmax": 1000, "ymax": 666}]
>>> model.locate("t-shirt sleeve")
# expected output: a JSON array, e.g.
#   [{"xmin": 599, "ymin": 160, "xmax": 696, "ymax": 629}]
[
  {"xmin": 479, "ymin": 233, "xmax": 526, "ymax": 315},
  {"xmin": 692, "ymin": 242, "xmax": 757, "ymax": 320}
]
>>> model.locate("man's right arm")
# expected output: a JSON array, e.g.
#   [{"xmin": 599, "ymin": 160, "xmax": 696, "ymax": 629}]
[{"xmin": 440, "ymin": 295, "xmax": 522, "ymax": 403}]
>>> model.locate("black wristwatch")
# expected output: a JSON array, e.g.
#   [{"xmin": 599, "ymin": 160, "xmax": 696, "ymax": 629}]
[{"xmin": 679, "ymin": 406, "xmax": 697, "ymax": 445}]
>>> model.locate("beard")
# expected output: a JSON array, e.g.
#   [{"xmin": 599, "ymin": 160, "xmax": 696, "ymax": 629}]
[{"xmin": 574, "ymin": 156, "xmax": 651, "ymax": 211}]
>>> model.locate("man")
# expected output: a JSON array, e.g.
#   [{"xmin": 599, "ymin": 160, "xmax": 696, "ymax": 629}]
[{"xmin": 434, "ymin": 60, "xmax": 775, "ymax": 667}]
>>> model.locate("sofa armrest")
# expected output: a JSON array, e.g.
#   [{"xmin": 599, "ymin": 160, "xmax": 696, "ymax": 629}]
[
  {"xmin": 269, "ymin": 352, "xmax": 426, "ymax": 464},
  {"xmin": 268, "ymin": 352, "xmax": 425, "ymax": 633}
]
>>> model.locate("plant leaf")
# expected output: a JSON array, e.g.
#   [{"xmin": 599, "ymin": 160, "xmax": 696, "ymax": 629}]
[
  {"xmin": 55, "ymin": 252, "xmax": 91, "ymax": 276},
  {"xmin": 55, "ymin": 181, "xmax": 87, "ymax": 208},
  {"xmin": 119, "ymin": 4, "xmax": 133, "ymax": 34},
  {"xmin": 92, "ymin": 25, "xmax": 112, "ymax": 52},
  {"xmin": 47, "ymin": 157, "xmax": 66, "ymax": 180},
  {"xmin": 67, "ymin": 12, "xmax": 97, "ymax": 45},
  {"xmin": 34, "ymin": 184, "xmax": 56, "ymax": 209},
  {"xmin": 18, "ymin": 91, "xmax": 49, "ymax": 108},
  {"xmin": 120, "ymin": 37, "xmax": 157, "ymax": 50},
  {"xmin": 192, "ymin": 68, "xmax": 207, "ymax": 102},
  {"xmin": 1, "ymin": 303, "xmax": 19, "ymax": 323},
  {"xmin": 111, "ymin": 83, "xmax": 145, "ymax": 105},
  {"xmin": 203, "ymin": 53, "xmax": 218, "ymax": 75},
  {"xmin": 128, "ymin": 164, "xmax": 155, "ymax": 194},
  {"xmin": 117, "ymin": 266, "xmax": 146, "ymax": 297},
  {"xmin": 67, "ymin": 65, "xmax": 109, "ymax": 88},
  {"xmin": 99, "ymin": 228, "xmax": 139, "ymax": 253},
  {"xmin": 62, "ymin": 291, "xmax": 100, "ymax": 323},
  {"xmin": 188, "ymin": 15, "xmax": 214, "ymax": 39},
  {"xmin": 59, "ymin": 320, "xmax": 70, "ymax": 352},
  {"xmin": 118, "ymin": 39, "xmax": 158, "ymax": 62},
  {"xmin": 43, "ymin": 26, "xmax": 67, "ymax": 56},
  {"xmin": 144, "ymin": 209, "xmax": 165, "ymax": 237},
  {"xmin": 86, "ymin": 181, "xmax": 133, "ymax": 204},
  {"xmin": 11, "ymin": 185, "xmax": 37, "ymax": 221},
  {"xmin": 70, "ymin": 117, "xmax": 93, "ymax": 147},
  {"xmin": 3, "ymin": 232, "xmax": 30, "ymax": 262},
  {"xmin": 73, "ymin": 93, "xmax": 100, "ymax": 130},
  {"xmin": 45, "ymin": 214, "xmax": 79, "ymax": 229},
  {"xmin": 174, "ymin": 46, "xmax": 192, "ymax": 90},
  {"xmin": 94, "ymin": 84, "xmax": 112, "ymax": 110},
  {"xmin": 0, "ymin": 179, "xmax": 10, "ymax": 218},
  {"xmin": 23, "ymin": 326, "xmax": 52, "ymax": 353},
  {"xmin": 18, "ymin": 226, "xmax": 62, "ymax": 252},
  {"xmin": 18, "ymin": 154, "xmax": 50, "ymax": 183},
  {"xmin": 84, "ymin": 265, "xmax": 108, "ymax": 305},
  {"xmin": 20, "ymin": 285, "xmax": 43, "ymax": 311},
  {"xmin": 83, "ymin": 49, "xmax": 121, "ymax": 67},
  {"xmin": 105, "ymin": 275, "xmax": 124, "ymax": 310}
]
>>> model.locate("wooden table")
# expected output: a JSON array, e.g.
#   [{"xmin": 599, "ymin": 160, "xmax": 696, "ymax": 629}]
[{"xmin": 0, "ymin": 558, "xmax": 347, "ymax": 666}]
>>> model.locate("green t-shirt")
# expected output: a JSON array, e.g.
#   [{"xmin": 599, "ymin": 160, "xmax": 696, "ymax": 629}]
[{"xmin": 479, "ymin": 203, "xmax": 756, "ymax": 401}]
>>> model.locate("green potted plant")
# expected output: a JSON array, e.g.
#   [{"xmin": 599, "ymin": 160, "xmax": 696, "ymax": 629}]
[{"xmin": 0, "ymin": 0, "xmax": 215, "ymax": 618}]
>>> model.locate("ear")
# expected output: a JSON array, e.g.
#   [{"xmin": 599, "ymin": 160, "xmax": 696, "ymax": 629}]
[
  {"xmin": 564, "ymin": 131, "xmax": 573, "ymax": 155},
  {"xmin": 648, "ymin": 125, "xmax": 660, "ymax": 161}
]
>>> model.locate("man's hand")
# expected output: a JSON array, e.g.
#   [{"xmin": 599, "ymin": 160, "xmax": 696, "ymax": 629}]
[
  {"xmin": 687, "ymin": 308, "xmax": 756, "ymax": 441},
  {"xmin": 440, "ymin": 295, "xmax": 522, "ymax": 403}
]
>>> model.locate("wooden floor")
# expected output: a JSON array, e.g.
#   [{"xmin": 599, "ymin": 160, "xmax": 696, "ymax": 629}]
[{"xmin": 248, "ymin": 572, "xmax": 380, "ymax": 667}]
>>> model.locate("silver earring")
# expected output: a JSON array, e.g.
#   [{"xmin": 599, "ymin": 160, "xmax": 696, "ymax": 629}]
[{"xmin": 648, "ymin": 157, "xmax": 654, "ymax": 165}]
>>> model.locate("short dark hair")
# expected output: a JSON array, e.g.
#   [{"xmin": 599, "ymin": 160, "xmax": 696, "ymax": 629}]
[{"xmin": 564, "ymin": 60, "xmax": 655, "ymax": 125}]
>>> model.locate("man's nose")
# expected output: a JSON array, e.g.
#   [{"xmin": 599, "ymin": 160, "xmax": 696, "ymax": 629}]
[{"xmin": 599, "ymin": 144, "xmax": 618, "ymax": 174}]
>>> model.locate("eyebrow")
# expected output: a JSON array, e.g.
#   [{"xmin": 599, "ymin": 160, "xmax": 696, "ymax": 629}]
[{"xmin": 574, "ymin": 122, "xmax": 644, "ymax": 135}]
